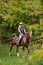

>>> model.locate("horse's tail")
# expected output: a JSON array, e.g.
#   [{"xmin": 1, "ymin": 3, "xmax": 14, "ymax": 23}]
[
  {"xmin": 1, "ymin": 36, "xmax": 12, "ymax": 44},
  {"xmin": 4, "ymin": 38, "xmax": 12, "ymax": 43}
]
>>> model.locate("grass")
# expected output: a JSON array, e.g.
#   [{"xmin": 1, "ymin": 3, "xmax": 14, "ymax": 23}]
[
  {"xmin": 0, "ymin": 42, "xmax": 43, "ymax": 65},
  {"xmin": 0, "ymin": 43, "xmax": 29, "ymax": 65},
  {"xmin": 0, "ymin": 54, "xmax": 28, "ymax": 65},
  {"xmin": 0, "ymin": 44, "xmax": 29, "ymax": 65}
]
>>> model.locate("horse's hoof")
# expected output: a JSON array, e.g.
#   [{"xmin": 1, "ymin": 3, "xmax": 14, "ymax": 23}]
[
  {"xmin": 23, "ymin": 56, "xmax": 25, "ymax": 59},
  {"xmin": 9, "ymin": 52, "xmax": 10, "ymax": 56},
  {"xmin": 17, "ymin": 53, "xmax": 20, "ymax": 57},
  {"xmin": 0, "ymin": 60, "xmax": 2, "ymax": 63},
  {"xmin": 23, "ymin": 55, "xmax": 27, "ymax": 59}
]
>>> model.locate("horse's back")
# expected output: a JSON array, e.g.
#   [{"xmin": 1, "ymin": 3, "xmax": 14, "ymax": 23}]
[{"xmin": 12, "ymin": 36, "xmax": 19, "ymax": 44}]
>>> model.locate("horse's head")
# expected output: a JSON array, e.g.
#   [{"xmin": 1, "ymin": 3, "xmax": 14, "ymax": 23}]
[{"xmin": 29, "ymin": 30, "xmax": 32, "ymax": 38}]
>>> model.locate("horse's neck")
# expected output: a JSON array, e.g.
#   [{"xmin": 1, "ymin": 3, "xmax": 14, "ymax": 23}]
[
  {"xmin": 25, "ymin": 32, "xmax": 29, "ymax": 36},
  {"xmin": 24, "ymin": 32, "xmax": 29, "ymax": 40}
]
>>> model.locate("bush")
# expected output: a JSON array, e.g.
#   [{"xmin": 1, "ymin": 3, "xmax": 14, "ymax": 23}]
[{"xmin": 29, "ymin": 50, "xmax": 43, "ymax": 65}]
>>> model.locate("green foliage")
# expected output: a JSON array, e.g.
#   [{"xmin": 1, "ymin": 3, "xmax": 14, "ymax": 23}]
[
  {"xmin": 0, "ymin": 0, "xmax": 43, "ymax": 39},
  {"xmin": 29, "ymin": 50, "xmax": 43, "ymax": 65},
  {"xmin": 0, "ymin": 1, "xmax": 43, "ymax": 65}
]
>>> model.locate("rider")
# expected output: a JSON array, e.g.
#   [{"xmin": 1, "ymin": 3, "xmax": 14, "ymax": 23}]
[{"xmin": 17, "ymin": 22, "xmax": 26, "ymax": 45}]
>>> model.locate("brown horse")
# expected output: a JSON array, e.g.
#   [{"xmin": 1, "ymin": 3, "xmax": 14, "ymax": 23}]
[{"xmin": 1, "ymin": 30, "xmax": 32, "ymax": 57}]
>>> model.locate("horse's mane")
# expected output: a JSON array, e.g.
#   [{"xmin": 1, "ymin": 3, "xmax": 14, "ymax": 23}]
[
  {"xmin": 24, "ymin": 30, "xmax": 32, "ymax": 38},
  {"xmin": 25, "ymin": 31, "xmax": 29, "ymax": 36}
]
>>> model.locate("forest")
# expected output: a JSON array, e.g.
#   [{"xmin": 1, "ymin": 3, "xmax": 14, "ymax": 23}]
[{"xmin": 0, "ymin": 0, "xmax": 43, "ymax": 65}]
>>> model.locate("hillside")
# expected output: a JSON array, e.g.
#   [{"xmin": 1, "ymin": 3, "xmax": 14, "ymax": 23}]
[{"xmin": 0, "ymin": 0, "xmax": 43, "ymax": 65}]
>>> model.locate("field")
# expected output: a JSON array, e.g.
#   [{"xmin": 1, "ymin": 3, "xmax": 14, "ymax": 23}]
[
  {"xmin": 0, "ymin": 0, "xmax": 43, "ymax": 65},
  {"xmin": 0, "ymin": 42, "xmax": 43, "ymax": 65}
]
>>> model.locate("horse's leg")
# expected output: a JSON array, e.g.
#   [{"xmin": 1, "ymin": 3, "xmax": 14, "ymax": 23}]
[
  {"xmin": 9, "ymin": 44, "xmax": 13, "ymax": 56},
  {"xmin": 23, "ymin": 46, "xmax": 25, "ymax": 52},
  {"xmin": 16, "ymin": 45, "xmax": 20, "ymax": 57},
  {"xmin": 27, "ymin": 45, "xmax": 29, "ymax": 53},
  {"xmin": 23, "ymin": 46, "xmax": 26, "ymax": 58},
  {"xmin": 10, "ymin": 44, "xmax": 13, "ymax": 52}
]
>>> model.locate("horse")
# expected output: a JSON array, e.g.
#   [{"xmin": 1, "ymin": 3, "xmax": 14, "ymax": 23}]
[{"xmin": 1, "ymin": 30, "xmax": 32, "ymax": 57}]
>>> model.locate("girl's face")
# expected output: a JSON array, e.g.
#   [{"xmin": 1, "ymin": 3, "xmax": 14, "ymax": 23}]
[{"xmin": 20, "ymin": 24, "xmax": 24, "ymax": 28}]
